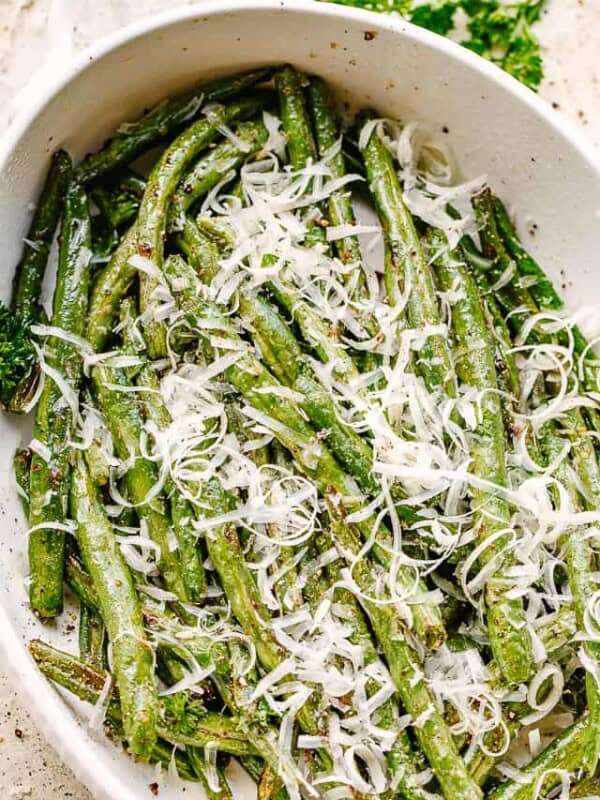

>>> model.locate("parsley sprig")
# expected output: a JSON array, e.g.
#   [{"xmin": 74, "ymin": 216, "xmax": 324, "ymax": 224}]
[
  {"xmin": 323, "ymin": 0, "xmax": 413, "ymax": 11},
  {"xmin": 324, "ymin": 0, "xmax": 546, "ymax": 91}
]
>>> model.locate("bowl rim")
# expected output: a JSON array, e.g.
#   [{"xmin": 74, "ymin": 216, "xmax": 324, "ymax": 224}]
[
  {"xmin": 1, "ymin": 2, "xmax": 600, "ymax": 799},
  {"xmin": 2, "ymin": 0, "xmax": 600, "ymax": 173}
]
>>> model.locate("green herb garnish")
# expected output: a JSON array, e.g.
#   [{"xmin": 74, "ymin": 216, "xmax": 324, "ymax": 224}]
[
  {"xmin": 324, "ymin": 0, "xmax": 546, "ymax": 91},
  {"xmin": 0, "ymin": 305, "xmax": 37, "ymax": 410}
]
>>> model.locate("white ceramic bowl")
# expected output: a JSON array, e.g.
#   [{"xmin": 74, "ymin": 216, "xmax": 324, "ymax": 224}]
[{"xmin": 1, "ymin": 2, "xmax": 600, "ymax": 798}]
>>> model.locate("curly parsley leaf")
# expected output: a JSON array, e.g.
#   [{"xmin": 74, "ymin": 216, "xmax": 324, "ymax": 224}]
[
  {"xmin": 160, "ymin": 694, "xmax": 212, "ymax": 737},
  {"xmin": 323, "ymin": 0, "xmax": 413, "ymax": 12},
  {"xmin": 501, "ymin": 22, "xmax": 543, "ymax": 89},
  {"xmin": 461, "ymin": 1, "xmax": 544, "ymax": 89},
  {"xmin": 409, "ymin": 2, "xmax": 457, "ymax": 36},
  {"xmin": 0, "ymin": 305, "xmax": 37, "ymax": 410},
  {"xmin": 323, "ymin": 0, "xmax": 546, "ymax": 91}
]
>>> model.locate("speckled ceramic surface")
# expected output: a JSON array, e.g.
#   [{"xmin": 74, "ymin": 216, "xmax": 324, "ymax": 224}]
[{"xmin": 0, "ymin": 2, "xmax": 599, "ymax": 798}]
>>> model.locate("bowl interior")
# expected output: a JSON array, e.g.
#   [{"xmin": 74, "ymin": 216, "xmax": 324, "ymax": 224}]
[{"xmin": 1, "ymin": 2, "xmax": 600, "ymax": 799}]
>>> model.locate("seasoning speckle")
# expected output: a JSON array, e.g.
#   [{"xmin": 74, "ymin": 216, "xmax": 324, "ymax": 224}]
[{"xmin": 0, "ymin": 672, "xmax": 92, "ymax": 799}]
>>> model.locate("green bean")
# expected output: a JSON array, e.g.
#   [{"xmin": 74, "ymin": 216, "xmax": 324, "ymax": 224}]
[
  {"xmin": 258, "ymin": 766, "xmax": 282, "ymax": 800},
  {"xmin": 308, "ymin": 77, "xmax": 375, "ymax": 311},
  {"xmin": 275, "ymin": 66, "xmax": 317, "ymax": 168},
  {"xmin": 91, "ymin": 170, "xmax": 144, "ymax": 230},
  {"xmin": 185, "ymin": 220, "xmax": 381, "ymax": 503},
  {"xmin": 26, "ymin": 71, "xmax": 600, "ymax": 800},
  {"xmin": 174, "ymin": 216, "xmax": 222, "ymax": 285},
  {"xmin": 326, "ymin": 498, "xmax": 482, "ymax": 800},
  {"xmin": 472, "ymin": 192, "xmax": 600, "ymax": 765},
  {"xmin": 491, "ymin": 192, "xmax": 600, "ymax": 426},
  {"xmin": 198, "ymin": 477, "xmax": 287, "ymax": 676},
  {"xmin": 164, "ymin": 254, "xmax": 445, "ymax": 649},
  {"xmin": 87, "ymin": 122, "xmax": 262, "ymax": 355},
  {"xmin": 359, "ymin": 114, "xmax": 455, "ymax": 397},
  {"xmin": 88, "ymin": 225, "xmax": 138, "ymax": 352},
  {"xmin": 241, "ymin": 80, "xmax": 354, "ymax": 383},
  {"xmin": 118, "ymin": 170, "xmax": 146, "ymax": 198},
  {"xmin": 137, "ymin": 96, "xmax": 264, "ymax": 359},
  {"xmin": 466, "ymin": 604, "xmax": 578, "ymax": 784},
  {"xmin": 159, "ymin": 651, "xmax": 233, "ymax": 799},
  {"xmin": 194, "ymin": 477, "xmax": 330, "ymax": 747},
  {"xmin": 239, "ymin": 242, "xmax": 368, "ymax": 398},
  {"xmin": 75, "ymin": 69, "xmax": 272, "ymax": 183},
  {"xmin": 239, "ymin": 289, "xmax": 426, "ymax": 526},
  {"xmin": 313, "ymin": 530, "xmax": 431, "ymax": 800},
  {"xmin": 187, "ymin": 749, "xmax": 233, "ymax": 800},
  {"xmin": 78, "ymin": 603, "xmax": 106, "ymax": 671},
  {"xmin": 29, "ymin": 644, "xmax": 198, "ymax": 778},
  {"xmin": 169, "ymin": 117, "xmax": 268, "ymax": 223},
  {"xmin": 458, "ymin": 233, "xmax": 522, "ymax": 406},
  {"xmin": 159, "ymin": 715, "xmax": 260, "ymax": 756},
  {"xmin": 92, "ymin": 363, "xmax": 188, "ymax": 601},
  {"xmin": 12, "ymin": 149, "xmax": 72, "ymax": 319},
  {"xmin": 256, "ymin": 440, "xmax": 304, "ymax": 612},
  {"xmin": 239, "ymin": 293, "xmax": 376, "ymax": 490},
  {"xmin": 28, "ymin": 176, "xmax": 92, "ymax": 618},
  {"xmin": 571, "ymin": 773, "xmax": 600, "ymax": 798},
  {"xmin": 428, "ymin": 228, "xmax": 533, "ymax": 684},
  {"xmin": 65, "ymin": 510, "xmax": 283, "ymax": 765},
  {"xmin": 145, "ymin": 614, "xmax": 317, "ymax": 796},
  {"xmin": 13, "ymin": 447, "xmax": 31, "ymax": 517},
  {"xmin": 119, "ymin": 297, "xmax": 206, "ymax": 601},
  {"xmin": 487, "ymin": 716, "xmax": 588, "ymax": 800},
  {"xmin": 268, "ymin": 273, "xmax": 365, "ymax": 389},
  {"xmin": 540, "ymin": 426, "xmax": 600, "ymax": 774},
  {"xmin": 239, "ymin": 757, "xmax": 266, "ymax": 784},
  {"xmin": 195, "ymin": 215, "xmax": 237, "ymax": 248},
  {"xmin": 70, "ymin": 452, "xmax": 158, "ymax": 759},
  {"xmin": 471, "ymin": 189, "xmax": 539, "ymax": 331},
  {"xmin": 65, "ymin": 550, "xmax": 100, "ymax": 611},
  {"xmin": 85, "ymin": 438, "xmax": 111, "ymax": 487},
  {"xmin": 274, "ymin": 66, "xmax": 328, "ymax": 248},
  {"xmin": 169, "ymin": 491, "xmax": 206, "ymax": 602},
  {"xmin": 29, "ymin": 638, "xmax": 256, "ymax": 758},
  {"xmin": 65, "ymin": 554, "xmax": 248, "ymax": 724},
  {"xmin": 491, "ymin": 194, "xmax": 563, "ymax": 316}
]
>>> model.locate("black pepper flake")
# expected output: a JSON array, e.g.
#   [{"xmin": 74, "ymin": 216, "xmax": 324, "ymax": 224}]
[
  {"xmin": 363, "ymin": 31, "xmax": 376, "ymax": 41},
  {"xmin": 149, "ymin": 782, "xmax": 159, "ymax": 796}
]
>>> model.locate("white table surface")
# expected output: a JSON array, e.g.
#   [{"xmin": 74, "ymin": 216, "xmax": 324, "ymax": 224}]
[{"xmin": 0, "ymin": 0, "xmax": 598, "ymax": 797}]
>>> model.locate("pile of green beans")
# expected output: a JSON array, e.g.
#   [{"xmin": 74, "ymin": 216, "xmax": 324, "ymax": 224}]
[{"xmin": 11, "ymin": 65, "xmax": 600, "ymax": 800}]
